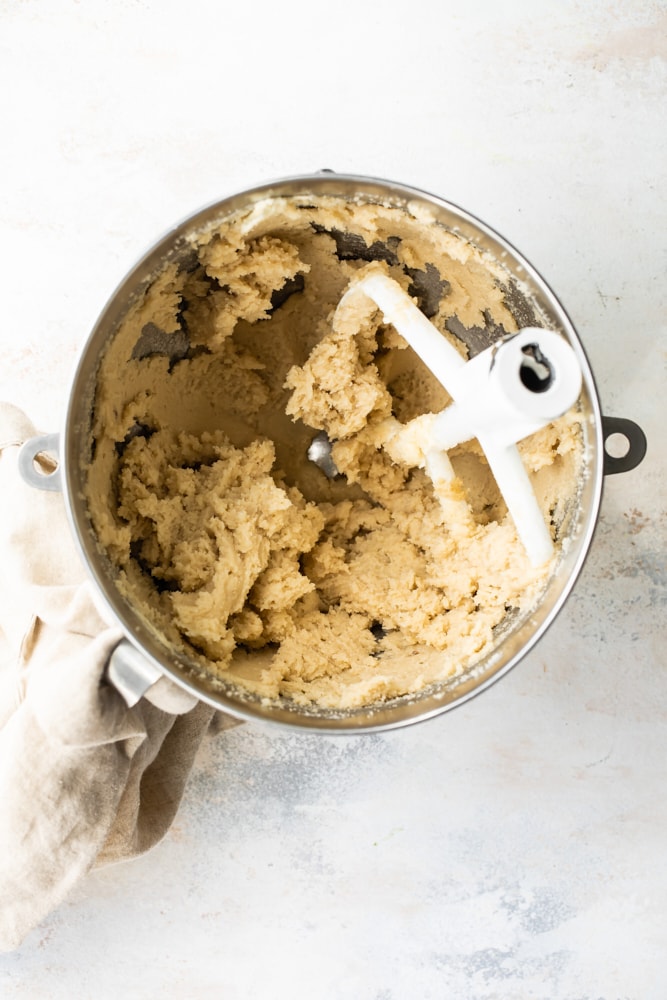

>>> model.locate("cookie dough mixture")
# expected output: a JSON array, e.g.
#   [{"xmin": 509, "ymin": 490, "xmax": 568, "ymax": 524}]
[{"xmin": 85, "ymin": 194, "xmax": 583, "ymax": 709}]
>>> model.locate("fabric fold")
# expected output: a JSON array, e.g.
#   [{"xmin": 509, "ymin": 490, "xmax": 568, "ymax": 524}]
[{"xmin": 0, "ymin": 402, "xmax": 231, "ymax": 952}]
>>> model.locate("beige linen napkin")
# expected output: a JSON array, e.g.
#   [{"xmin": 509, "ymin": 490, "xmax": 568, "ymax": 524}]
[{"xmin": 0, "ymin": 403, "xmax": 236, "ymax": 952}]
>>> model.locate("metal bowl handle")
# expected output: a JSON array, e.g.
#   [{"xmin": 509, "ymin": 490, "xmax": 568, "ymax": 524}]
[
  {"xmin": 107, "ymin": 640, "xmax": 164, "ymax": 707},
  {"xmin": 17, "ymin": 433, "xmax": 62, "ymax": 492},
  {"xmin": 601, "ymin": 417, "xmax": 647, "ymax": 475}
]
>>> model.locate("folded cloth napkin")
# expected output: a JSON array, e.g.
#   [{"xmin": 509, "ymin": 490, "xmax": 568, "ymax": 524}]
[{"xmin": 0, "ymin": 403, "xmax": 238, "ymax": 952}]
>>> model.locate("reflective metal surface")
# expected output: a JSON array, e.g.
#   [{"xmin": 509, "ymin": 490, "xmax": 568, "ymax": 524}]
[{"xmin": 58, "ymin": 174, "xmax": 610, "ymax": 732}]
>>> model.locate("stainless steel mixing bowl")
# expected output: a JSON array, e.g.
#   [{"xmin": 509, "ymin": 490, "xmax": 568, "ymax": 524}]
[{"xmin": 19, "ymin": 173, "xmax": 646, "ymax": 732}]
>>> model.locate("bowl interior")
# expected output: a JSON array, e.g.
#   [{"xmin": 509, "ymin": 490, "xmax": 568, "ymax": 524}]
[{"xmin": 63, "ymin": 174, "xmax": 604, "ymax": 732}]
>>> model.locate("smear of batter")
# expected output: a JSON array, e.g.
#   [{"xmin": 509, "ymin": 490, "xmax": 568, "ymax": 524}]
[{"xmin": 85, "ymin": 195, "xmax": 582, "ymax": 708}]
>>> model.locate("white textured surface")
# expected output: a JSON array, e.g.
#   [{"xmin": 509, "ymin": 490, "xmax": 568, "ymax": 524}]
[{"xmin": 1, "ymin": 1, "xmax": 665, "ymax": 997}]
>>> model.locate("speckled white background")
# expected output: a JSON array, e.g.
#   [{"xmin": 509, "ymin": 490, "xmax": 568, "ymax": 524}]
[{"xmin": 1, "ymin": 1, "xmax": 665, "ymax": 997}]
